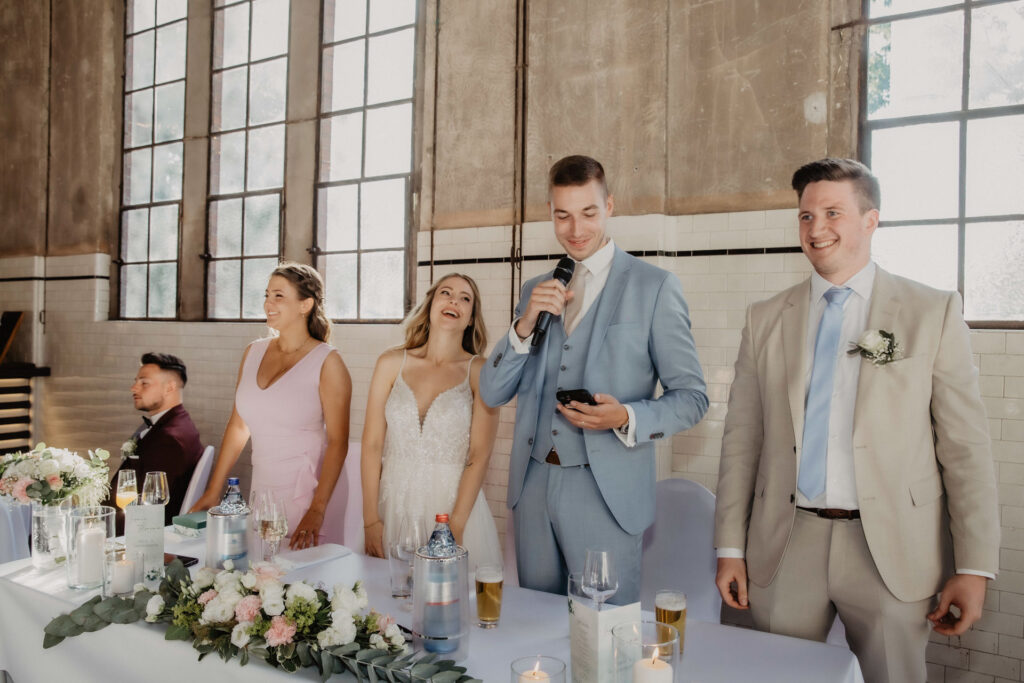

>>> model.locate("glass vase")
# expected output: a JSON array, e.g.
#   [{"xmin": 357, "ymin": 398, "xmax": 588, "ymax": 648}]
[
  {"xmin": 30, "ymin": 500, "xmax": 70, "ymax": 570},
  {"xmin": 611, "ymin": 619, "xmax": 681, "ymax": 683}
]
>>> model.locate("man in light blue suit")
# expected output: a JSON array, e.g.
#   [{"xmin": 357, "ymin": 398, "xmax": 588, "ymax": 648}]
[{"xmin": 480, "ymin": 155, "xmax": 708, "ymax": 603}]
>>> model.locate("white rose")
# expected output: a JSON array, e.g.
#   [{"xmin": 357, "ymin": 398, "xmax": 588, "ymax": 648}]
[
  {"xmin": 145, "ymin": 595, "xmax": 165, "ymax": 622},
  {"xmin": 286, "ymin": 581, "xmax": 319, "ymax": 607},
  {"xmin": 353, "ymin": 582, "xmax": 368, "ymax": 610},
  {"xmin": 240, "ymin": 572, "xmax": 257, "ymax": 590},
  {"xmin": 384, "ymin": 623, "xmax": 401, "ymax": 639},
  {"xmin": 222, "ymin": 559, "xmax": 234, "ymax": 571},
  {"xmin": 38, "ymin": 459, "xmax": 60, "ymax": 477},
  {"xmin": 369, "ymin": 633, "xmax": 387, "ymax": 650},
  {"xmin": 214, "ymin": 570, "xmax": 241, "ymax": 593},
  {"xmin": 200, "ymin": 596, "xmax": 236, "ymax": 624},
  {"xmin": 231, "ymin": 622, "xmax": 251, "ymax": 648},
  {"xmin": 859, "ymin": 330, "xmax": 886, "ymax": 354},
  {"xmin": 260, "ymin": 582, "xmax": 286, "ymax": 616},
  {"xmin": 194, "ymin": 567, "xmax": 218, "ymax": 589},
  {"xmin": 390, "ymin": 634, "xmax": 405, "ymax": 648},
  {"xmin": 331, "ymin": 586, "xmax": 359, "ymax": 614},
  {"xmin": 329, "ymin": 612, "xmax": 357, "ymax": 645},
  {"xmin": 317, "ymin": 625, "xmax": 345, "ymax": 648}
]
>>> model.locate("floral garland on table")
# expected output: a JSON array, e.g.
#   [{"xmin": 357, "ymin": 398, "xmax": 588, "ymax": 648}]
[
  {"xmin": 0, "ymin": 442, "xmax": 110, "ymax": 506},
  {"xmin": 43, "ymin": 559, "xmax": 482, "ymax": 683}
]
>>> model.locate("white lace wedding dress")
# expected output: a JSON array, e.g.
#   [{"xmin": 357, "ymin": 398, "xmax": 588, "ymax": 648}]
[{"xmin": 379, "ymin": 353, "xmax": 502, "ymax": 572}]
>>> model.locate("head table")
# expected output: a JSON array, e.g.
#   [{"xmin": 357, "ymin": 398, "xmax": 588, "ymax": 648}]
[{"xmin": 0, "ymin": 529, "xmax": 863, "ymax": 683}]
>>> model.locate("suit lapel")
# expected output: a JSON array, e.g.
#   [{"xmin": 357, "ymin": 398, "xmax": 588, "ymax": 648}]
[
  {"xmin": 584, "ymin": 248, "xmax": 630, "ymax": 374},
  {"xmin": 784, "ymin": 280, "xmax": 811, "ymax": 452},
  {"xmin": 853, "ymin": 268, "xmax": 901, "ymax": 433}
]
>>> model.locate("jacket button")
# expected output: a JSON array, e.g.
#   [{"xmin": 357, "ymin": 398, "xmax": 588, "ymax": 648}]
[
  {"xmin": 528, "ymin": 438, "xmax": 534, "ymax": 446},
  {"xmin": 563, "ymin": 344, "xmax": 570, "ymax": 350},
  {"xmin": 560, "ymin": 365, "xmax": 567, "ymax": 371},
  {"xmin": 552, "ymin": 429, "xmax": 559, "ymax": 436}
]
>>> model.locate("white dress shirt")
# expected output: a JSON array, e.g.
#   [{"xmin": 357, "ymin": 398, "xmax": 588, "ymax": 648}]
[{"xmin": 507, "ymin": 239, "xmax": 638, "ymax": 447}]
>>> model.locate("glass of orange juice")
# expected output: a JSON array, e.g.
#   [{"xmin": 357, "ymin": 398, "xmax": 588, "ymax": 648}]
[{"xmin": 116, "ymin": 470, "xmax": 138, "ymax": 510}]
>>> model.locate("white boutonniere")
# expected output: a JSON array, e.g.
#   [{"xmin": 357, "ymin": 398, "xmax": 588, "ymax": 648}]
[
  {"xmin": 121, "ymin": 438, "xmax": 138, "ymax": 459},
  {"xmin": 848, "ymin": 329, "xmax": 903, "ymax": 365}
]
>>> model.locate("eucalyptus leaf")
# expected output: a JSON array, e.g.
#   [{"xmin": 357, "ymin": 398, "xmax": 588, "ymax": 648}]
[
  {"xmin": 133, "ymin": 591, "xmax": 155, "ymax": 612},
  {"xmin": 296, "ymin": 641, "xmax": 314, "ymax": 667},
  {"xmin": 42, "ymin": 633, "xmax": 65, "ymax": 649},
  {"xmin": 357, "ymin": 648, "xmax": 388, "ymax": 662},
  {"xmin": 44, "ymin": 615, "xmax": 83, "ymax": 638},
  {"xmin": 410, "ymin": 663, "xmax": 439, "ymax": 677},
  {"xmin": 372, "ymin": 654, "xmax": 397, "ymax": 667},
  {"xmin": 165, "ymin": 624, "xmax": 192, "ymax": 640},
  {"xmin": 240, "ymin": 647, "xmax": 250, "ymax": 666},
  {"xmin": 94, "ymin": 597, "xmax": 133, "ymax": 621},
  {"xmin": 81, "ymin": 614, "xmax": 111, "ymax": 632},
  {"xmin": 429, "ymin": 672, "xmax": 462, "ymax": 683},
  {"xmin": 164, "ymin": 558, "xmax": 189, "ymax": 584}
]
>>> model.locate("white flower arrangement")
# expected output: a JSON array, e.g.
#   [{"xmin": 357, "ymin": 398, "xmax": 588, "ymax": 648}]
[
  {"xmin": 0, "ymin": 443, "xmax": 110, "ymax": 506},
  {"xmin": 848, "ymin": 329, "xmax": 903, "ymax": 366}
]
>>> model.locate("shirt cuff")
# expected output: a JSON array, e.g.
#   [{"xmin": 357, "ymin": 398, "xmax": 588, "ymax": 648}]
[
  {"xmin": 507, "ymin": 323, "xmax": 532, "ymax": 354},
  {"xmin": 611, "ymin": 404, "xmax": 638, "ymax": 448},
  {"xmin": 717, "ymin": 547, "xmax": 745, "ymax": 559},
  {"xmin": 956, "ymin": 569, "xmax": 995, "ymax": 580}
]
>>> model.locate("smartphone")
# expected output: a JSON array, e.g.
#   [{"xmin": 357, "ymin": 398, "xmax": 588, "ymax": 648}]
[
  {"xmin": 164, "ymin": 553, "xmax": 199, "ymax": 567},
  {"xmin": 556, "ymin": 388, "xmax": 597, "ymax": 406}
]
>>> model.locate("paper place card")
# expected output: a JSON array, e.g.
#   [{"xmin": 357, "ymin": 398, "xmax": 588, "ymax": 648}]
[
  {"xmin": 126, "ymin": 504, "xmax": 166, "ymax": 583},
  {"xmin": 569, "ymin": 598, "xmax": 641, "ymax": 683}
]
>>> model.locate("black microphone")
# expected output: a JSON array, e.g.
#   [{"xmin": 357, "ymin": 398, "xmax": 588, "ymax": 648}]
[{"xmin": 531, "ymin": 256, "xmax": 576, "ymax": 348}]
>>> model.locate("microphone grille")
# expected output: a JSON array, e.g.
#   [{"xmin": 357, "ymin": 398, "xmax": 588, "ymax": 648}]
[{"xmin": 553, "ymin": 256, "xmax": 575, "ymax": 285}]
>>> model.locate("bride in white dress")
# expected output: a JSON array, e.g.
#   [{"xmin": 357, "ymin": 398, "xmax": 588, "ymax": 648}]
[{"xmin": 361, "ymin": 273, "xmax": 502, "ymax": 570}]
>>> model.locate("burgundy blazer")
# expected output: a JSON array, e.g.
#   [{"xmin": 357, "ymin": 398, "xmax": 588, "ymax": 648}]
[{"xmin": 112, "ymin": 404, "xmax": 203, "ymax": 530}]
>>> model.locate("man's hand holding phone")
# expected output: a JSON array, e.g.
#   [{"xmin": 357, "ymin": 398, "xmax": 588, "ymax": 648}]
[{"xmin": 555, "ymin": 389, "xmax": 628, "ymax": 432}]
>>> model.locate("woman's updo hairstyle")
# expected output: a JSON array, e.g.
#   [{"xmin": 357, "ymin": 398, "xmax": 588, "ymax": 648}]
[{"xmin": 270, "ymin": 262, "xmax": 332, "ymax": 343}]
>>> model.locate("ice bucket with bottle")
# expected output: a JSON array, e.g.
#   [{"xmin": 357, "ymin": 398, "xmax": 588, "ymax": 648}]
[
  {"xmin": 205, "ymin": 505, "xmax": 249, "ymax": 570},
  {"xmin": 411, "ymin": 545, "xmax": 470, "ymax": 660}
]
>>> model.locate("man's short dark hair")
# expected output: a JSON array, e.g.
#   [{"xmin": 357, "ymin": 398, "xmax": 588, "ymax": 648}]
[
  {"xmin": 141, "ymin": 352, "xmax": 187, "ymax": 386},
  {"xmin": 548, "ymin": 155, "xmax": 609, "ymax": 199},
  {"xmin": 791, "ymin": 158, "xmax": 881, "ymax": 213}
]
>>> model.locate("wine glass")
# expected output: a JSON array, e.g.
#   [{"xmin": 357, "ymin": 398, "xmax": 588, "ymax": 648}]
[
  {"xmin": 115, "ymin": 470, "xmax": 138, "ymax": 510},
  {"xmin": 581, "ymin": 549, "xmax": 619, "ymax": 611},
  {"xmin": 255, "ymin": 492, "xmax": 288, "ymax": 562},
  {"xmin": 389, "ymin": 515, "xmax": 425, "ymax": 601},
  {"xmin": 141, "ymin": 471, "xmax": 169, "ymax": 506}
]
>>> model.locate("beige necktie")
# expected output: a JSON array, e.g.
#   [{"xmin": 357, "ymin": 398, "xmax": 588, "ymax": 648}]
[{"xmin": 563, "ymin": 264, "xmax": 588, "ymax": 335}]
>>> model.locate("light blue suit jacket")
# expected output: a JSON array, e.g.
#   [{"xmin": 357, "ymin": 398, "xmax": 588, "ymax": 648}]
[{"xmin": 481, "ymin": 247, "xmax": 709, "ymax": 535}]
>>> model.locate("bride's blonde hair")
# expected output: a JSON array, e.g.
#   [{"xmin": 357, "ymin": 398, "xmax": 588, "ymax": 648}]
[{"xmin": 402, "ymin": 273, "xmax": 487, "ymax": 354}]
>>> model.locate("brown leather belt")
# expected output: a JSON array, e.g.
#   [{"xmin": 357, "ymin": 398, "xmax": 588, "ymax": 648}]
[
  {"xmin": 798, "ymin": 506, "xmax": 860, "ymax": 520},
  {"xmin": 544, "ymin": 449, "xmax": 589, "ymax": 468}
]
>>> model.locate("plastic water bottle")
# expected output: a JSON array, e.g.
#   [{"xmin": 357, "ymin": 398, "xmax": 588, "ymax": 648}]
[
  {"xmin": 426, "ymin": 513, "xmax": 456, "ymax": 557},
  {"xmin": 220, "ymin": 477, "xmax": 247, "ymax": 513},
  {"xmin": 422, "ymin": 513, "xmax": 460, "ymax": 653}
]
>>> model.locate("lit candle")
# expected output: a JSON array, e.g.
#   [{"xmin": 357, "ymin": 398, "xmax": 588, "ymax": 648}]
[
  {"xmin": 76, "ymin": 525, "xmax": 105, "ymax": 585},
  {"xmin": 518, "ymin": 662, "xmax": 550, "ymax": 682},
  {"xmin": 632, "ymin": 653, "xmax": 672, "ymax": 683},
  {"xmin": 111, "ymin": 557, "xmax": 135, "ymax": 594}
]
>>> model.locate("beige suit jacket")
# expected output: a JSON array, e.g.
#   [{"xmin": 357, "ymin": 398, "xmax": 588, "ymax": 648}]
[{"xmin": 714, "ymin": 266, "xmax": 999, "ymax": 602}]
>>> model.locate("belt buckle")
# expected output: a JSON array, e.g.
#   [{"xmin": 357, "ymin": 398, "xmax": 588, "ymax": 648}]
[{"xmin": 545, "ymin": 450, "xmax": 561, "ymax": 466}]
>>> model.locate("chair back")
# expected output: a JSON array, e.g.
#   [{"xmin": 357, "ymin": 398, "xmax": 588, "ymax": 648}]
[
  {"xmin": 180, "ymin": 445, "xmax": 215, "ymax": 515},
  {"xmin": 0, "ymin": 498, "xmax": 31, "ymax": 563},
  {"xmin": 337, "ymin": 441, "xmax": 364, "ymax": 554},
  {"xmin": 641, "ymin": 477, "xmax": 721, "ymax": 623}
]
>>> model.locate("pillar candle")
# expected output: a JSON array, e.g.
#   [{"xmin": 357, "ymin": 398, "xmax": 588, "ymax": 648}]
[{"xmin": 76, "ymin": 525, "xmax": 105, "ymax": 585}]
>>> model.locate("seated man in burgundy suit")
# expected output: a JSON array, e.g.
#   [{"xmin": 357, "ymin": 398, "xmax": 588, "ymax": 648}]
[{"xmin": 111, "ymin": 352, "xmax": 203, "ymax": 530}]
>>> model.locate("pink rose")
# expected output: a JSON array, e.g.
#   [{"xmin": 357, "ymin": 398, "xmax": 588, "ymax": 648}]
[
  {"xmin": 46, "ymin": 474, "xmax": 63, "ymax": 491},
  {"xmin": 234, "ymin": 594, "xmax": 262, "ymax": 623},
  {"xmin": 250, "ymin": 562, "xmax": 285, "ymax": 589},
  {"xmin": 264, "ymin": 615, "xmax": 296, "ymax": 647},
  {"xmin": 12, "ymin": 478, "xmax": 34, "ymax": 503},
  {"xmin": 198, "ymin": 589, "xmax": 218, "ymax": 605},
  {"xmin": 378, "ymin": 614, "xmax": 395, "ymax": 633}
]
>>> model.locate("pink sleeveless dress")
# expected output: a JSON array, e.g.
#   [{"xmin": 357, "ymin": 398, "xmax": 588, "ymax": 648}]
[{"xmin": 235, "ymin": 337, "xmax": 345, "ymax": 545}]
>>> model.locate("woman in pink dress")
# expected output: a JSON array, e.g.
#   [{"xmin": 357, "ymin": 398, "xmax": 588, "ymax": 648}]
[{"xmin": 192, "ymin": 263, "xmax": 352, "ymax": 549}]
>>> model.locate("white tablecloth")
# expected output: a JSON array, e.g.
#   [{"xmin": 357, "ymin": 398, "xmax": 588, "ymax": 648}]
[{"xmin": 0, "ymin": 530, "xmax": 864, "ymax": 683}]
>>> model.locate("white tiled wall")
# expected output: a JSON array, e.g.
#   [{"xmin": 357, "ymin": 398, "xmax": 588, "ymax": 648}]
[{"xmin": 2, "ymin": 210, "xmax": 1022, "ymax": 681}]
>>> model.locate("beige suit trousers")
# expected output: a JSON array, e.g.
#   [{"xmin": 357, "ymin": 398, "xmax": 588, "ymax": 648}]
[{"xmin": 748, "ymin": 509, "xmax": 933, "ymax": 683}]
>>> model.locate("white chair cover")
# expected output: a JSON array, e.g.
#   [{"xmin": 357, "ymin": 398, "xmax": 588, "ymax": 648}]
[
  {"xmin": 337, "ymin": 441, "xmax": 364, "ymax": 554},
  {"xmin": 179, "ymin": 445, "xmax": 215, "ymax": 515},
  {"xmin": 0, "ymin": 498, "xmax": 31, "ymax": 564},
  {"xmin": 641, "ymin": 477, "xmax": 722, "ymax": 623}
]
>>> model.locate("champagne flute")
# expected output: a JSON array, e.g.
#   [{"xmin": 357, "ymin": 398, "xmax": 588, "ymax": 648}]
[
  {"xmin": 581, "ymin": 548, "xmax": 619, "ymax": 611},
  {"xmin": 257, "ymin": 493, "xmax": 288, "ymax": 562},
  {"xmin": 141, "ymin": 471, "xmax": 169, "ymax": 506},
  {"xmin": 115, "ymin": 470, "xmax": 138, "ymax": 510}
]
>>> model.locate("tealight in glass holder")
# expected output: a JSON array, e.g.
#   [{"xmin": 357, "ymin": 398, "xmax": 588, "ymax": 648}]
[
  {"xmin": 611, "ymin": 619, "xmax": 681, "ymax": 683},
  {"xmin": 510, "ymin": 655, "xmax": 566, "ymax": 682}
]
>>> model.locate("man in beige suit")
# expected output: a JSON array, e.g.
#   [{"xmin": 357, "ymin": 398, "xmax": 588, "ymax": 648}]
[{"xmin": 714, "ymin": 158, "xmax": 999, "ymax": 682}]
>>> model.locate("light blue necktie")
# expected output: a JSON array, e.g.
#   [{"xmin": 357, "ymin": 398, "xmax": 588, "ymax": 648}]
[{"xmin": 798, "ymin": 286, "xmax": 853, "ymax": 501}]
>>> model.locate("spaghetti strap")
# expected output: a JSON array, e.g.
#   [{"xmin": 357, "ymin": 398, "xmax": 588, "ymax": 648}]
[{"xmin": 464, "ymin": 354, "xmax": 476, "ymax": 381}]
